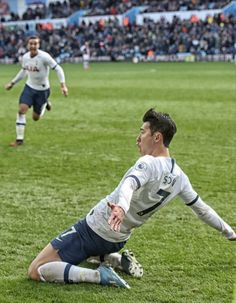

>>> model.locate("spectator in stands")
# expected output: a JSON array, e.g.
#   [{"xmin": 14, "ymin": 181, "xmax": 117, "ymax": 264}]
[
  {"xmin": 0, "ymin": 7, "xmax": 235, "ymax": 62},
  {"xmin": 0, "ymin": 0, "xmax": 10, "ymax": 16},
  {"xmin": 1, "ymin": 0, "xmax": 232, "ymax": 22}
]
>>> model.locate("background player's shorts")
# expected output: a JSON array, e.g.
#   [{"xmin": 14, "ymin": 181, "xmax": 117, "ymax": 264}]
[
  {"xmin": 51, "ymin": 218, "xmax": 125, "ymax": 265},
  {"xmin": 19, "ymin": 84, "xmax": 50, "ymax": 115},
  {"xmin": 83, "ymin": 54, "xmax": 89, "ymax": 62}
]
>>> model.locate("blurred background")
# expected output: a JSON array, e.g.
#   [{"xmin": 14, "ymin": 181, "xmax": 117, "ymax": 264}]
[{"xmin": 0, "ymin": 0, "xmax": 236, "ymax": 64}]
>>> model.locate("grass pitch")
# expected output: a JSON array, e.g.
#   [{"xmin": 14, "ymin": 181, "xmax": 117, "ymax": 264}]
[{"xmin": 0, "ymin": 62, "xmax": 235, "ymax": 303}]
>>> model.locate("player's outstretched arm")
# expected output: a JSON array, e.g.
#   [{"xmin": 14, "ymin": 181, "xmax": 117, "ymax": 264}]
[
  {"xmin": 190, "ymin": 197, "xmax": 236, "ymax": 241},
  {"xmin": 5, "ymin": 69, "xmax": 26, "ymax": 90},
  {"xmin": 5, "ymin": 82, "xmax": 14, "ymax": 90},
  {"xmin": 60, "ymin": 83, "xmax": 68, "ymax": 97},
  {"xmin": 54, "ymin": 65, "xmax": 68, "ymax": 96}
]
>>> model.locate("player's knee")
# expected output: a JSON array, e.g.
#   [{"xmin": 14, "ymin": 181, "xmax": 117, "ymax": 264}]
[
  {"xmin": 32, "ymin": 115, "xmax": 40, "ymax": 121},
  {"xmin": 28, "ymin": 262, "xmax": 41, "ymax": 281},
  {"xmin": 19, "ymin": 104, "xmax": 28, "ymax": 114}
]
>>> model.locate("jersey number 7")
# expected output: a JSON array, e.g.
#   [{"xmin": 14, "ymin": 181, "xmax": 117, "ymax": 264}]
[{"xmin": 137, "ymin": 189, "xmax": 170, "ymax": 216}]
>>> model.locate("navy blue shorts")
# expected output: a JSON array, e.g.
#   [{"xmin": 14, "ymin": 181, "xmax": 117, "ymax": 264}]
[
  {"xmin": 51, "ymin": 219, "xmax": 125, "ymax": 265},
  {"xmin": 19, "ymin": 84, "xmax": 50, "ymax": 115}
]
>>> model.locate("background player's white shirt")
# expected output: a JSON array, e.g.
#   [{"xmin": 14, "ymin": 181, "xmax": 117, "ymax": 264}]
[
  {"xmin": 81, "ymin": 45, "xmax": 90, "ymax": 61},
  {"xmin": 86, "ymin": 155, "xmax": 198, "ymax": 242},
  {"xmin": 22, "ymin": 50, "xmax": 57, "ymax": 90}
]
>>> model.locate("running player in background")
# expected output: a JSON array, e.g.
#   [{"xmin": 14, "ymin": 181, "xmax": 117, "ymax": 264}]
[
  {"xmin": 5, "ymin": 36, "xmax": 68, "ymax": 147},
  {"xmin": 28, "ymin": 108, "xmax": 236, "ymax": 288},
  {"xmin": 80, "ymin": 41, "xmax": 90, "ymax": 70}
]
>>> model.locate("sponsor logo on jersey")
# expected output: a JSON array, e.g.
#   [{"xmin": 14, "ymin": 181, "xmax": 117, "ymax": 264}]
[{"xmin": 24, "ymin": 65, "xmax": 40, "ymax": 72}]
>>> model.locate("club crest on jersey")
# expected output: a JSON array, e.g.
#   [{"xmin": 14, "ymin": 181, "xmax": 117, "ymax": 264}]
[{"xmin": 135, "ymin": 162, "xmax": 147, "ymax": 171}]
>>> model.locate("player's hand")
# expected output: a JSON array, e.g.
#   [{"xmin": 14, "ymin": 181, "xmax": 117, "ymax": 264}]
[
  {"xmin": 61, "ymin": 83, "xmax": 68, "ymax": 97},
  {"xmin": 107, "ymin": 202, "xmax": 125, "ymax": 232},
  {"xmin": 5, "ymin": 82, "xmax": 14, "ymax": 90},
  {"xmin": 228, "ymin": 232, "xmax": 236, "ymax": 241}
]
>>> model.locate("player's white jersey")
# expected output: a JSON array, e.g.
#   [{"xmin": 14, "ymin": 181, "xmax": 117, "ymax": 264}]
[
  {"xmin": 81, "ymin": 45, "xmax": 90, "ymax": 61},
  {"xmin": 86, "ymin": 155, "xmax": 198, "ymax": 242},
  {"xmin": 22, "ymin": 50, "xmax": 58, "ymax": 90}
]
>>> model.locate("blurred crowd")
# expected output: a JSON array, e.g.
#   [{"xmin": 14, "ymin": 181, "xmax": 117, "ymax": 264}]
[
  {"xmin": 0, "ymin": 0, "xmax": 232, "ymax": 22},
  {"xmin": 143, "ymin": 0, "xmax": 231, "ymax": 13},
  {"xmin": 0, "ymin": 12, "xmax": 235, "ymax": 61}
]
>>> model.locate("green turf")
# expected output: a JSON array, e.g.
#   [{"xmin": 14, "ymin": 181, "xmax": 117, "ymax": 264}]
[{"xmin": 0, "ymin": 62, "xmax": 235, "ymax": 303}]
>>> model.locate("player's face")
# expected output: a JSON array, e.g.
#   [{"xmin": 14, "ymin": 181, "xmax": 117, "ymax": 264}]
[
  {"xmin": 136, "ymin": 122, "xmax": 157, "ymax": 156},
  {"xmin": 27, "ymin": 38, "xmax": 40, "ymax": 56}
]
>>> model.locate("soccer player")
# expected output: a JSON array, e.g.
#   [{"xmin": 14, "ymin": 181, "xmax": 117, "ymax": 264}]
[
  {"xmin": 28, "ymin": 108, "xmax": 236, "ymax": 288},
  {"xmin": 5, "ymin": 36, "xmax": 68, "ymax": 147},
  {"xmin": 80, "ymin": 41, "xmax": 90, "ymax": 70}
]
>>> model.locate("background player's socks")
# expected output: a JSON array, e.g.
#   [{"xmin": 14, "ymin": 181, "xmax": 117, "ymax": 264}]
[{"xmin": 16, "ymin": 113, "xmax": 26, "ymax": 141}]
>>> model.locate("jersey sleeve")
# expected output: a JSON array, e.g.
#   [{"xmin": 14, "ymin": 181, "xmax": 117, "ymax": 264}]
[
  {"xmin": 178, "ymin": 172, "xmax": 236, "ymax": 239},
  {"xmin": 190, "ymin": 197, "xmax": 236, "ymax": 239},
  {"xmin": 117, "ymin": 156, "xmax": 153, "ymax": 213},
  {"xmin": 124, "ymin": 156, "xmax": 153, "ymax": 189},
  {"xmin": 43, "ymin": 52, "xmax": 66, "ymax": 83},
  {"xmin": 117, "ymin": 177, "xmax": 137, "ymax": 213},
  {"xmin": 11, "ymin": 56, "xmax": 27, "ymax": 84},
  {"xmin": 54, "ymin": 65, "xmax": 66, "ymax": 83},
  {"xmin": 44, "ymin": 52, "xmax": 58, "ymax": 69},
  {"xmin": 178, "ymin": 172, "xmax": 199, "ymax": 205},
  {"xmin": 12, "ymin": 69, "xmax": 27, "ymax": 84}
]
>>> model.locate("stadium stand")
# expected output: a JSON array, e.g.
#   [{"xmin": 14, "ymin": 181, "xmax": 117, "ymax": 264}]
[
  {"xmin": 0, "ymin": 0, "xmax": 235, "ymax": 63},
  {"xmin": 1, "ymin": 0, "xmax": 232, "ymax": 21}
]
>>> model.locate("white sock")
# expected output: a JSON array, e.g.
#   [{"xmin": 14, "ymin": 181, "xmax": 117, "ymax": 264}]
[
  {"xmin": 38, "ymin": 261, "xmax": 100, "ymax": 284},
  {"xmin": 83, "ymin": 62, "xmax": 89, "ymax": 69},
  {"xmin": 40, "ymin": 103, "xmax": 47, "ymax": 117},
  {"xmin": 104, "ymin": 253, "xmax": 122, "ymax": 268},
  {"xmin": 88, "ymin": 253, "xmax": 122, "ymax": 268},
  {"xmin": 16, "ymin": 113, "xmax": 26, "ymax": 140}
]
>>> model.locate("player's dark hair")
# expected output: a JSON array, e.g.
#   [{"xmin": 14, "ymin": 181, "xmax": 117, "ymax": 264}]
[
  {"xmin": 27, "ymin": 36, "xmax": 40, "ymax": 43},
  {"xmin": 143, "ymin": 108, "xmax": 177, "ymax": 147}
]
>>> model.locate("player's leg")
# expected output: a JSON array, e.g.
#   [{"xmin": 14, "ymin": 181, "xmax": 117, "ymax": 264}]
[
  {"xmin": 32, "ymin": 111, "xmax": 40, "ymax": 121},
  {"xmin": 10, "ymin": 103, "xmax": 28, "ymax": 147},
  {"xmin": 28, "ymin": 222, "xmax": 100, "ymax": 284},
  {"xmin": 28, "ymin": 243, "xmax": 61, "ymax": 281},
  {"xmin": 83, "ymin": 60, "xmax": 89, "ymax": 70},
  {"xmin": 88, "ymin": 250, "xmax": 143, "ymax": 278},
  {"xmin": 28, "ymin": 242, "xmax": 101, "ymax": 284},
  {"xmin": 33, "ymin": 88, "xmax": 50, "ymax": 120},
  {"xmin": 46, "ymin": 101, "xmax": 52, "ymax": 111},
  {"xmin": 28, "ymin": 242, "xmax": 104, "ymax": 284},
  {"xmin": 119, "ymin": 250, "xmax": 143, "ymax": 278},
  {"xmin": 16, "ymin": 103, "xmax": 28, "ymax": 143},
  {"xmin": 10, "ymin": 85, "xmax": 34, "ymax": 147},
  {"xmin": 28, "ymin": 219, "xmax": 129, "ymax": 288},
  {"xmin": 38, "ymin": 101, "xmax": 51, "ymax": 119},
  {"xmin": 83, "ymin": 54, "xmax": 90, "ymax": 70}
]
